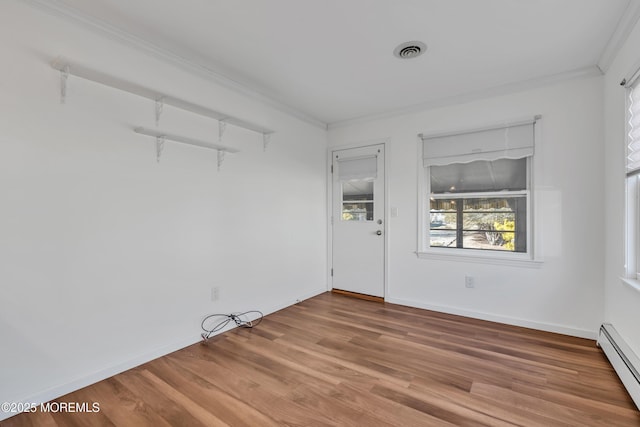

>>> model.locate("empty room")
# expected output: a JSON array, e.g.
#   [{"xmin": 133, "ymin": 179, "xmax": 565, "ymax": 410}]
[{"xmin": 2, "ymin": 0, "xmax": 640, "ymax": 425}]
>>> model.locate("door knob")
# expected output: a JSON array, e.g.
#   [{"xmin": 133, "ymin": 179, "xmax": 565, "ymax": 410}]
[{"xmin": 376, "ymin": 230, "xmax": 382, "ymax": 236}]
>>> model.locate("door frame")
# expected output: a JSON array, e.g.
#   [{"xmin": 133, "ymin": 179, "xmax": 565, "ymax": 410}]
[{"xmin": 327, "ymin": 139, "xmax": 389, "ymax": 299}]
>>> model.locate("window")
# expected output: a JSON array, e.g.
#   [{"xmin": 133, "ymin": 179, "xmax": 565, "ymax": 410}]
[
  {"xmin": 342, "ymin": 180, "xmax": 373, "ymax": 221},
  {"xmin": 625, "ymin": 75, "xmax": 640, "ymax": 281},
  {"xmin": 337, "ymin": 155, "xmax": 377, "ymax": 222},
  {"xmin": 419, "ymin": 118, "xmax": 537, "ymax": 258},
  {"xmin": 429, "ymin": 159, "xmax": 528, "ymax": 252}
]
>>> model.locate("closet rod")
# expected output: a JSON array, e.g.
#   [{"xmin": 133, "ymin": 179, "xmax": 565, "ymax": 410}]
[{"xmin": 51, "ymin": 57, "xmax": 275, "ymax": 135}]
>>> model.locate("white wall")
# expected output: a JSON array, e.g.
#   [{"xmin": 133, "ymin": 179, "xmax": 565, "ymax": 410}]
[
  {"xmin": 329, "ymin": 76, "xmax": 605, "ymax": 338},
  {"xmin": 603, "ymin": 18, "xmax": 640, "ymax": 357},
  {"xmin": 0, "ymin": 1, "xmax": 327, "ymax": 415}
]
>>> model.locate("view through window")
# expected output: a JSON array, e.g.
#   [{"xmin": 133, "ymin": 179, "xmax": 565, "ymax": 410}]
[{"xmin": 428, "ymin": 158, "xmax": 529, "ymax": 253}]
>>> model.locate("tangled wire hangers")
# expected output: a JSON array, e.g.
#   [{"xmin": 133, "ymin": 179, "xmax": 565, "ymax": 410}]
[{"xmin": 200, "ymin": 311, "xmax": 264, "ymax": 342}]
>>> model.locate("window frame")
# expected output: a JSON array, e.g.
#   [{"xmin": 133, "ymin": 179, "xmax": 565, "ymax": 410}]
[
  {"xmin": 625, "ymin": 174, "xmax": 639, "ymax": 282},
  {"xmin": 624, "ymin": 77, "xmax": 640, "ymax": 290},
  {"xmin": 429, "ymin": 189, "xmax": 529, "ymax": 253},
  {"xmin": 416, "ymin": 119, "xmax": 541, "ymax": 267}
]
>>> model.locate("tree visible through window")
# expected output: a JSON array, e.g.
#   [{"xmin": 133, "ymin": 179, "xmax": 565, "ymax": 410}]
[{"xmin": 430, "ymin": 196, "xmax": 526, "ymax": 252}]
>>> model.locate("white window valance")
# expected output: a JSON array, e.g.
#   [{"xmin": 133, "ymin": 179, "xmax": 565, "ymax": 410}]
[
  {"xmin": 337, "ymin": 155, "xmax": 378, "ymax": 181},
  {"xmin": 421, "ymin": 118, "xmax": 538, "ymax": 167}
]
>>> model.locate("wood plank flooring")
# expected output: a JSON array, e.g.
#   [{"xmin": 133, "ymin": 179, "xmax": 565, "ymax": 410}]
[{"xmin": 4, "ymin": 292, "xmax": 639, "ymax": 426}]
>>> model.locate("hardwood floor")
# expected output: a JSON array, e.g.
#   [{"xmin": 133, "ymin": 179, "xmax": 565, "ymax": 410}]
[{"xmin": 4, "ymin": 292, "xmax": 639, "ymax": 426}]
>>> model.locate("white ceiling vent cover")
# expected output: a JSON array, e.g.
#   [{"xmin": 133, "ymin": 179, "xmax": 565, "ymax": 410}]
[{"xmin": 393, "ymin": 41, "xmax": 427, "ymax": 59}]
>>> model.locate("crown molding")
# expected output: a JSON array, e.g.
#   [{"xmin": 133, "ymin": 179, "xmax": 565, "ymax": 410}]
[
  {"xmin": 22, "ymin": 0, "xmax": 328, "ymax": 130},
  {"xmin": 21, "ymin": 0, "xmax": 624, "ymax": 132},
  {"xmin": 598, "ymin": 0, "xmax": 640, "ymax": 74},
  {"xmin": 328, "ymin": 65, "xmax": 603, "ymax": 130}
]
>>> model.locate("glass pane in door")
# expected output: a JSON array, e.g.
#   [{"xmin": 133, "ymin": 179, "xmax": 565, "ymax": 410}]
[{"xmin": 342, "ymin": 180, "xmax": 373, "ymax": 221}]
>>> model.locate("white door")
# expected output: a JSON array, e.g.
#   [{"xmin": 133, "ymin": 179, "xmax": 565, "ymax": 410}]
[{"xmin": 332, "ymin": 144, "xmax": 385, "ymax": 297}]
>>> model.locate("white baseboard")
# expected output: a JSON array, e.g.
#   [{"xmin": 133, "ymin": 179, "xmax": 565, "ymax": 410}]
[
  {"xmin": 262, "ymin": 287, "xmax": 328, "ymax": 315},
  {"xmin": 385, "ymin": 296, "xmax": 597, "ymax": 340},
  {"xmin": 0, "ymin": 286, "xmax": 328, "ymax": 422},
  {"xmin": 0, "ymin": 335, "xmax": 201, "ymax": 421},
  {"xmin": 598, "ymin": 324, "xmax": 640, "ymax": 409}
]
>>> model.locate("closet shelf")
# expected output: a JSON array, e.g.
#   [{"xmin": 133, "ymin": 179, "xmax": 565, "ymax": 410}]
[
  {"xmin": 134, "ymin": 127, "xmax": 240, "ymax": 153},
  {"xmin": 51, "ymin": 57, "xmax": 275, "ymax": 136}
]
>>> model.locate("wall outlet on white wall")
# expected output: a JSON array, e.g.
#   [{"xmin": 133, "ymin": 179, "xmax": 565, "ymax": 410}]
[
  {"xmin": 211, "ymin": 286, "xmax": 220, "ymax": 301},
  {"xmin": 465, "ymin": 275, "xmax": 474, "ymax": 288}
]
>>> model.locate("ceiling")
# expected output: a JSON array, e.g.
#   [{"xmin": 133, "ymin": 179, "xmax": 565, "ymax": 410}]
[{"xmin": 40, "ymin": 0, "xmax": 634, "ymax": 125}]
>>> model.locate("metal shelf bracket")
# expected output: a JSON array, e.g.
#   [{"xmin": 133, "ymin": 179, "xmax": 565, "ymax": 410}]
[
  {"xmin": 155, "ymin": 97, "xmax": 164, "ymax": 127},
  {"xmin": 156, "ymin": 135, "xmax": 166, "ymax": 163},
  {"xmin": 218, "ymin": 119, "xmax": 227, "ymax": 142},
  {"xmin": 263, "ymin": 133, "xmax": 271, "ymax": 152},
  {"xmin": 60, "ymin": 65, "xmax": 69, "ymax": 104},
  {"xmin": 217, "ymin": 150, "xmax": 225, "ymax": 172}
]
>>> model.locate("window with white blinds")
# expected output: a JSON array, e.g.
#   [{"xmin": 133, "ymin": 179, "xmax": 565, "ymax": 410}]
[
  {"xmin": 422, "ymin": 121, "xmax": 535, "ymax": 167},
  {"xmin": 419, "ymin": 118, "xmax": 538, "ymax": 257},
  {"xmin": 337, "ymin": 155, "xmax": 377, "ymax": 181},
  {"xmin": 627, "ymin": 82, "xmax": 640, "ymax": 176},
  {"xmin": 625, "ymin": 76, "xmax": 640, "ymax": 281}
]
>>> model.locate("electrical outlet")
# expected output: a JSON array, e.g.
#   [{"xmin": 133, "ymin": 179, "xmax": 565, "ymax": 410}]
[
  {"xmin": 211, "ymin": 286, "xmax": 220, "ymax": 301},
  {"xmin": 465, "ymin": 275, "xmax": 474, "ymax": 288}
]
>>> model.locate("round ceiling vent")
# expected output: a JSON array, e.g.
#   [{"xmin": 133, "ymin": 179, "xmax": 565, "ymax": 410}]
[{"xmin": 393, "ymin": 41, "xmax": 427, "ymax": 59}]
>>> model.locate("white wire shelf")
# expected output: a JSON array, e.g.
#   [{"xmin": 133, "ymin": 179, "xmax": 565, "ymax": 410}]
[
  {"xmin": 134, "ymin": 127, "xmax": 240, "ymax": 153},
  {"xmin": 51, "ymin": 57, "xmax": 275, "ymax": 136}
]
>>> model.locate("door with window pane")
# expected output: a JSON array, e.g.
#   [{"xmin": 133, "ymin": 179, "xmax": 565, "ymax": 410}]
[{"xmin": 332, "ymin": 144, "xmax": 385, "ymax": 298}]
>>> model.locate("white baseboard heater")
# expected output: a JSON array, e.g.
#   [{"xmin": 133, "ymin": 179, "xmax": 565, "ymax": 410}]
[{"xmin": 598, "ymin": 323, "xmax": 640, "ymax": 409}]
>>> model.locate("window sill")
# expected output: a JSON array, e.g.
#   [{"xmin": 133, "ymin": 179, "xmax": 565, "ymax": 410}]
[
  {"xmin": 620, "ymin": 277, "xmax": 640, "ymax": 293},
  {"xmin": 416, "ymin": 250, "xmax": 543, "ymax": 268}
]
